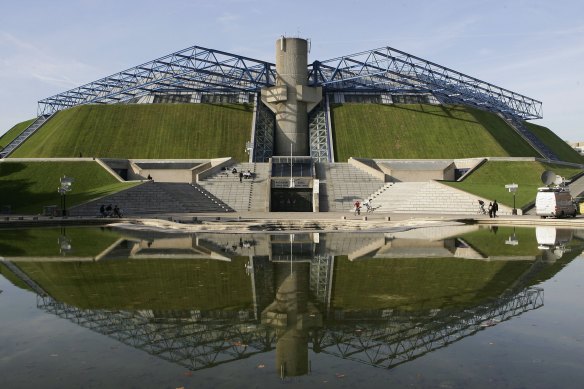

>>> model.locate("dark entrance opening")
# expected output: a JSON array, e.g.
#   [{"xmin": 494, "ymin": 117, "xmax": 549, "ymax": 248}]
[{"xmin": 271, "ymin": 188, "xmax": 312, "ymax": 212}]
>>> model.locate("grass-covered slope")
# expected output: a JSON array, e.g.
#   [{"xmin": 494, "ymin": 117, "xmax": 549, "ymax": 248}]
[
  {"xmin": 331, "ymin": 104, "xmax": 541, "ymax": 160},
  {"xmin": 444, "ymin": 161, "xmax": 583, "ymax": 209},
  {"xmin": 10, "ymin": 103, "xmax": 253, "ymax": 161},
  {"xmin": 0, "ymin": 118, "xmax": 35, "ymax": 150},
  {"xmin": 524, "ymin": 122, "xmax": 584, "ymax": 164},
  {"xmin": 0, "ymin": 161, "xmax": 138, "ymax": 214}
]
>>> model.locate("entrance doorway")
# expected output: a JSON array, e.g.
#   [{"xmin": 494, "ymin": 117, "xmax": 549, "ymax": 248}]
[{"xmin": 271, "ymin": 189, "xmax": 312, "ymax": 212}]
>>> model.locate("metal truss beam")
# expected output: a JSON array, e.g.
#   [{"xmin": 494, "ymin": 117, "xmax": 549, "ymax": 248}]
[
  {"xmin": 38, "ymin": 46, "xmax": 276, "ymax": 115},
  {"xmin": 310, "ymin": 47, "xmax": 542, "ymax": 119}
]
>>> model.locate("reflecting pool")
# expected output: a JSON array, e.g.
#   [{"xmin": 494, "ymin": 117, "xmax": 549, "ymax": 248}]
[{"xmin": 1, "ymin": 225, "xmax": 584, "ymax": 388}]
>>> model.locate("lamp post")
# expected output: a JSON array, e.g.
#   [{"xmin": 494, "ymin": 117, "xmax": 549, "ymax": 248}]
[
  {"xmin": 289, "ymin": 143, "xmax": 295, "ymax": 188},
  {"xmin": 505, "ymin": 183, "xmax": 518, "ymax": 215},
  {"xmin": 58, "ymin": 176, "xmax": 74, "ymax": 216}
]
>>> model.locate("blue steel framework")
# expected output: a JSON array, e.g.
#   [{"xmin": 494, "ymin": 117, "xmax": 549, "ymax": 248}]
[
  {"xmin": 38, "ymin": 43, "xmax": 542, "ymax": 120},
  {"xmin": 37, "ymin": 46, "xmax": 276, "ymax": 115},
  {"xmin": 308, "ymin": 46, "xmax": 542, "ymax": 119}
]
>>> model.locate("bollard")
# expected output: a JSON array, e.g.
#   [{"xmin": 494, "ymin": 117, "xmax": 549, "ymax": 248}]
[
  {"xmin": 362, "ymin": 216, "xmax": 367, "ymax": 221},
  {"xmin": 341, "ymin": 216, "xmax": 346, "ymax": 220},
  {"xmin": 385, "ymin": 216, "xmax": 391, "ymax": 221},
  {"xmin": 216, "ymin": 217, "xmax": 221, "ymax": 221}
]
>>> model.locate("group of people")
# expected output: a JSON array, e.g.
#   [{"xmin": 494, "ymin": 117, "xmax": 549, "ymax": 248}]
[
  {"xmin": 234, "ymin": 168, "xmax": 253, "ymax": 182},
  {"xmin": 99, "ymin": 204, "xmax": 123, "ymax": 218},
  {"xmin": 478, "ymin": 199, "xmax": 499, "ymax": 218},
  {"xmin": 353, "ymin": 198, "xmax": 374, "ymax": 215}
]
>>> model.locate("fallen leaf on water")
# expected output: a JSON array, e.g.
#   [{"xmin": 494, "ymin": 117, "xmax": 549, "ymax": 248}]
[
  {"xmin": 49, "ymin": 354, "xmax": 58, "ymax": 357},
  {"xmin": 336, "ymin": 373, "xmax": 346, "ymax": 378},
  {"xmin": 183, "ymin": 371, "xmax": 193, "ymax": 377},
  {"xmin": 257, "ymin": 364, "xmax": 265, "ymax": 368}
]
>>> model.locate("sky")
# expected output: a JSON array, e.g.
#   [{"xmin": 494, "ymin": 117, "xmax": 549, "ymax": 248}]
[{"xmin": 1, "ymin": 0, "xmax": 583, "ymax": 141}]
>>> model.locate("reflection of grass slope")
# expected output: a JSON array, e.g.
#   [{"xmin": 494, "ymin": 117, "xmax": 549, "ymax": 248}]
[
  {"xmin": 524, "ymin": 122, "xmax": 584, "ymax": 164},
  {"xmin": 0, "ymin": 263, "xmax": 33, "ymax": 292},
  {"xmin": 458, "ymin": 226, "xmax": 540, "ymax": 257},
  {"xmin": 10, "ymin": 104, "xmax": 252, "ymax": 161},
  {"xmin": 332, "ymin": 256, "xmax": 532, "ymax": 311},
  {"xmin": 0, "ymin": 118, "xmax": 35, "ymax": 149},
  {"xmin": 0, "ymin": 161, "xmax": 138, "ymax": 214},
  {"xmin": 331, "ymin": 104, "xmax": 540, "ymax": 160},
  {"xmin": 0, "ymin": 227, "xmax": 121, "ymax": 257},
  {"xmin": 16, "ymin": 257, "xmax": 253, "ymax": 311},
  {"xmin": 444, "ymin": 161, "xmax": 582, "ymax": 208}
]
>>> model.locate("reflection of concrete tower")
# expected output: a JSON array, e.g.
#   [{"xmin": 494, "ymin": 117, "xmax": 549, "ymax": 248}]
[
  {"xmin": 261, "ymin": 37, "xmax": 322, "ymax": 156},
  {"xmin": 261, "ymin": 262, "xmax": 322, "ymax": 377}
]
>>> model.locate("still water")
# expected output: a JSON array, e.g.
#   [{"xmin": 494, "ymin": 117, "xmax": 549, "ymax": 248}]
[{"xmin": 1, "ymin": 225, "xmax": 583, "ymax": 388}]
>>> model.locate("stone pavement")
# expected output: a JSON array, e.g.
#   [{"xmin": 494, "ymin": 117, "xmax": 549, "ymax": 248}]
[{"xmin": 3, "ymin": 210, "xmax": 583, "ymax": 231}]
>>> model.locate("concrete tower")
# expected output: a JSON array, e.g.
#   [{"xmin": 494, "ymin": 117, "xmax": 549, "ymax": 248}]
[{"xmin": 262, "ymin": 37, "xmax": 322, "ymax": 156}]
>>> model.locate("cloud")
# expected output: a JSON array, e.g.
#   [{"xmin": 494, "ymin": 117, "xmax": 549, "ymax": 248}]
[
  {"xmin": 0, "ymin": 31, "xmax": 99, "ymax": 89},
  {"xmin": 217, "ymin": 12, "xmax": 241, "ymax": 28}
]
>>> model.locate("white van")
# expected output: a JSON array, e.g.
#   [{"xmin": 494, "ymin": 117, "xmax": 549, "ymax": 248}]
[{"xmin": 535, "ymin": 187, "xmax": 577, "ymax": 218}]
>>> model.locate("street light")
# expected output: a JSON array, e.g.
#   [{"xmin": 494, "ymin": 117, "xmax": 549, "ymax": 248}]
[
  {"xmin": 505, "ymin": 183, "xmax": 518, "ymax": 215},
  {"xmin": 58, "ymin": 176, "xmax": 74, "ymax": 216},
  {"xmin": 289, "ymin": 143, "xmax": 295, "ymax": 188}
]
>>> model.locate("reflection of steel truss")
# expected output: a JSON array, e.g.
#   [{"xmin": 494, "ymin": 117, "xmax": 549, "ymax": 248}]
[
  {"xmin": 37, "ymin": 296, "xmax": 274, "ymax": 371},
  {"xmin": 38, "ymin": 46, "xmax": 276, "ymax": 115},
  {"xmin": 35, "ymin": 286, "xmax": 542, "ymax": 372},
  {"xmin": 316, "ymin": 287, "xmax": 544, "ymax": 369},
  {"xmin": 310, "ymin": 47, "xmax": 542, "ymax": 119}
]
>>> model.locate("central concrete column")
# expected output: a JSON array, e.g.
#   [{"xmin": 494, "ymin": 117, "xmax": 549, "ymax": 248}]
[{"xmin": 261, "ymin": 37, "xmax": 322, "ymax": 156}]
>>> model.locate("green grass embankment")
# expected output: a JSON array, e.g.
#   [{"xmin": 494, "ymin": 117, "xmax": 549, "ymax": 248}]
[
  {"xmin": 444, "ymin": 161, "xmax": 583, "ymax": 209},
  {"xmin": 0, "ymin": 118, "xmax": 36, "ymax": 150},
  {"xmin": 0, "ymin": 161, "xmax": 138, "ymax": 214},
  {"xmin": 524, "ymin": 122, "xmax": 584, "ymax": 164},
  {"xmin": 331, "ymin": 104, "xmax": 540, "ymax": 160},
  {"xmin": 10, "ymin": 103, "xmax": 253, "ymax": 161},
  {"xmin": 15, "ymin": 257, "xmax": 253, "ymax": 311},
  {"xmin": 332, "ymin": 256, "xmax": 532, "ymax": 311}
]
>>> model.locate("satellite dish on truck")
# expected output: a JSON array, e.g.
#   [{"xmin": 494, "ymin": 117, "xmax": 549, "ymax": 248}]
[{"xmin": 541, "ymin": 170, "xmax": 556, "ymax": 186}]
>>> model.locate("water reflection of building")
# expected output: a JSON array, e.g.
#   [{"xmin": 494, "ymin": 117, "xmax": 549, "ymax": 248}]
[{"xmin": 3, "ymin": 225, "xmax": 584, "ymax": 377}]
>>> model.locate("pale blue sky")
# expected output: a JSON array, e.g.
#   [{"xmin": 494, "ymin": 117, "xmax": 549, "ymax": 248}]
[{"xmin": 1, "ymin": 0, "xmax": 583, "ymax": 140}]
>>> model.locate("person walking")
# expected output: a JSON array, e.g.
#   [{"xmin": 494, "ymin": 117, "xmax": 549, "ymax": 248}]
[
  {"xmin": 239, "ymin": 171, "xmax": 243, "ymax": 182},
  {"xmin": 488, "ymin": 202, "xmax": 493, "ymax": 218},
  {"xmin": 354, "ymin": 200, "xmax": 361, "ymax": 216},
  {"xmin": 492, "ymin": 200, "xmax": 499, "ymax": 218}
]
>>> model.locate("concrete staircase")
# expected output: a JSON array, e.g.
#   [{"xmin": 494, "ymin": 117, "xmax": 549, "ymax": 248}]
[
  {"xmin": 369, "ymin": 181, "xmax": 515, "ymax": 215},
  {"xmin": 0, "ymin": 114, "xmax": 54, "ymax": 158},
  {"xmin": 317, "ymin": 162, "xmax": 385, "ymax": 212},
  {"xmin": 499, "ymin": 113, "xmax": 559, "ymax": 161},
  {"xmin": 70, "ymin": 181, "xmax": 233, "ymax": 216},
  {"xmin": 568, "ymin": 173, "xmax": 584, "ymax": 198},
  {"xmin": 198, "ymin": 162, "xmax": 270, "ymax": 211}
]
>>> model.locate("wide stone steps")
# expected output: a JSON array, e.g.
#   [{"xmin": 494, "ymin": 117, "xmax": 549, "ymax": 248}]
[
  {"xmin": 199, "ymin": 162, "xmax": 270, "ymax": 211},
  {"xmin": 70, "ymin": 182, "xmax": 233, "ymax": 216},
  {"xmin": 370, "ymin": 181, "xmax": 515, "ymax": 215},
  {"xmin": 317, "ymin": 162, "xmax": 385, "ymax": 212}
]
